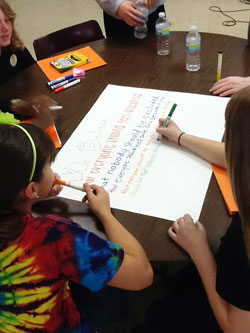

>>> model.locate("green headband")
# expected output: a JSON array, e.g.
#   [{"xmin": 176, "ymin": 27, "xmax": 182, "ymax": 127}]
[
  {"xmin": 0, "ymin": 111, "xmax": 37, "ymax": 182},
  {"xmin": 13, "ymin": 124, "xmax": 37, "ymax": 182}
]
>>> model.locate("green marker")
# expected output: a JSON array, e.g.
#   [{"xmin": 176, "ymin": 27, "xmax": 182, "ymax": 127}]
[{"xmin": 157, "ymin": 103, "xmax": 177, "ymax": 141}]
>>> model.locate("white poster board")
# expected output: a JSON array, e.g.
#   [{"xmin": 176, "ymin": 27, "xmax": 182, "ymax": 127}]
[{"xmin": 53, "ymin": 85, "xmax": 229, "ymax": 221}]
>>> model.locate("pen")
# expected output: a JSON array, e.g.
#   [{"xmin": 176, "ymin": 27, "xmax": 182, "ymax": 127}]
[
  {"xmin": 47, "ymin": 74, "xmax": 74, "ymax": 86},
  {"xmin": 54, "ymin": 178, "xmax": 84, "ymax": 191},
  {"xmin": 54, "ymin": 78, "xmax": 81, "ymax": 93},
  {"xmin": 157, "ymin": 103, "xmax": 177, "ymax": 141},
  {"xmin": 49, "ymin": 105, "xmax": 63, "ymax": 110},
  {"xmin": 217, "ymin": 51, "xmax": 223, "ymax": 81},
  {"xmin": 50, "ymin": 77, "xmax": 77, "ymax": 90}
]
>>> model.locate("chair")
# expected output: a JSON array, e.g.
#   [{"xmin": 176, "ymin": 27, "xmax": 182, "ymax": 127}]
[{"xmin": 33, "ymin": 20, "xmax": 105, "ymax": 60}]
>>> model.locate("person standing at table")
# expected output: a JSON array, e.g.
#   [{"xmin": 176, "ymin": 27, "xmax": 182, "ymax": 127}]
[
  {"xmin": 0, "ymin": 123, "xmax": 153, "ymax": 332},
  {"xmin": 142, "ymin": 87, "xmax": 250, "ymax": 332},
  {"xmin": 96, "ymin": 0, "xmax": 165, "ymax": 38}
]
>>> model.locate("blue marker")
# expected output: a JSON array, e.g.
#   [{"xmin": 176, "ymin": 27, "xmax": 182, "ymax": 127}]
[
  {"xmin": 47, "ymin": 74, "xmax": 74, "ymax": 86},
  {"xmin": 50, "ymin": 77, "xmax": 77, "ymax": 90},
  {"xmin": 157, "ymin": 103, "xmax": 177, "ymax": 141}
]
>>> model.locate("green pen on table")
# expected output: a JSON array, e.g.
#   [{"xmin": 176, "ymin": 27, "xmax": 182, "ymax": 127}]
[{"xmin": 157, "ymin": 103, "xmax": 177, "ymax": 141}]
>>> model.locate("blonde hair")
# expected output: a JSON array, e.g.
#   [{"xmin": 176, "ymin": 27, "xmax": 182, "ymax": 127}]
[
  {"xmin": 0, "ymin": 0, "xmax": 24, "ymax": 50},
  {"xmin": 225, "ymin": 86, "xmax": 250, "ymax": 259}
]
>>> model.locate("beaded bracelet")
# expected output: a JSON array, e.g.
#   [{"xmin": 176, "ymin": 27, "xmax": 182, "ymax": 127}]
[{"xmin": 178, "ymin": 132, "xmax": 185, "ymax": 146}]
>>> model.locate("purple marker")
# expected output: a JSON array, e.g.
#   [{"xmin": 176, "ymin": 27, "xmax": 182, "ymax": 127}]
[
  {"xmin": 47, "ymin": 74, "xmax": 74, "ymax": 86},
  {"xmin": 50, "ymin": 77, "xmax": 77, "ymax": 90}
]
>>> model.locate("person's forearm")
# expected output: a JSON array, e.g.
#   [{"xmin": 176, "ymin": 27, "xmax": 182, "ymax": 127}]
[
  {"xmin": 191, "ymin": 249, "xmax": 231, "ymax": 331},
  {"xmin": 100, "ymin": 211, "xmax": 148, "ymax": 259},
  {"xmin": 180, "ymin": 134, "xmax": 226, "ymax": 168}
]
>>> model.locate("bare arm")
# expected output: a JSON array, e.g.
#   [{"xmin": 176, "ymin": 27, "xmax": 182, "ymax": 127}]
[
  {"xmin": 169, "ymin": 215, "xmax": 250, "ymax": 332},
  {"xmin": 83, "ymin": 183, "xmax": 153, "ymax": 290},
  {"xmin": 178, "ymin": 133, "xmax": 226, "ymax": 168},
  {"xmin": 156, "ymin": 119, "xmax": 226, "ymax": 168}
]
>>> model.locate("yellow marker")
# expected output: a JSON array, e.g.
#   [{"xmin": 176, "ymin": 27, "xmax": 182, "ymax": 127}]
[{"xmin": 217, "ymin": 51, "xmax": 223, "ymax": 81}]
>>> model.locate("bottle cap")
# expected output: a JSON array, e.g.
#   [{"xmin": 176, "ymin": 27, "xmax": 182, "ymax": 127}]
[
  {"xmin": 159, "ymin": 12, "xmax": 165, "ymax": 18},
  {"xmin": 190, "ymin": 25, "xmax": 198, "ymax": 31}
]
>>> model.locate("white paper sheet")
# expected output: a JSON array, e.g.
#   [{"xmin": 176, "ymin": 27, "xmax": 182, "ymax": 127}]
[{"xmin": 52, "ymin": 85, "xmax": 229, "ymax": 221}]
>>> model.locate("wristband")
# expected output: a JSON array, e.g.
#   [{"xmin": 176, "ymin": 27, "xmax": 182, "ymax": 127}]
[{"xmin": 178, "ymin": 132, "xmax": 185, "ymax": 146}]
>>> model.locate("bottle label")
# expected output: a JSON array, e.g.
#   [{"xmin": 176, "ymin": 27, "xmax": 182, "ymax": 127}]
[
  {"xmin": 156, "ymin": 27, "xmax": 170, "ymax": 36},
  {"xmin": 186, "ymin": 41, "xmax": 201, "ymax": 51}
]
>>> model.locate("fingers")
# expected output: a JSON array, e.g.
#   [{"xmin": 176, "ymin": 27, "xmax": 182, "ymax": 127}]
[
  {"xmin": 83, "ymin": 183, "xmax": 93, "ymax": 196},
  {"xmin": 54, "ymin": 173, "xmax": 60, "ymax": 181},
  {"xmin": 158, "ymin": 118, "xmax": 165, "ymax": 126},
  {"xmin": 82, "ymin": 183, "xmax": 103, "ymax": 201},
  {"xmin": 218, "ymin": 89, "xmax": 235, "ymax": 97},
  {"xmin": 170, "ymin": 214, "xmax": 194, "ymax": 233},
  {"xmin": 209, "ymin": 84, "xmax": 234, "ymax": 96},
  {"xmin": 82, "ymin": 183, "xmax": 93, "ymax": 204},
  {"xmin": 156, "ymin": 127, "xmax": 165, "ymax": 135},
  {"xmin": 118, "ymin": 1, "xmax": 145, "ymax": 26},
  {"xmin": 134, "ymin": 8, "xmax": 145, "ymax": 19},
  {"xmin": 183, "ymin": 213, "xmax": 194, "ymax": 223},
  {"xmin": 196, "ymin": 220, "xmax": 204, "ymax": 231},
  {"xmin": 50, "ymin": 184, "xmax": 63, "ymax": 196},
  {"xmin": 209, "ymin": 77, "xmax": 237, "ymax": 96},
  {"xmin": 168, "ymin": 226, "xmax": 177, "ymax": 240},
  {"xmin": 126, "ymin": 12, "xmax": 144, "ymax": 26}
]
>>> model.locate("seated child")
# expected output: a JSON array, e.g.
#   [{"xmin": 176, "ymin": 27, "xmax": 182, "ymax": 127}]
[{"xmin": 0, "ymin": 123, "xmax": 153, "ymax": 332}]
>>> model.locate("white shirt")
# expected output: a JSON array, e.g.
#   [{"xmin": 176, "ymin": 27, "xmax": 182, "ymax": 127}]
[{"xmin": 96, "ymin": 0, "xmax": 165, "ymax": 19}]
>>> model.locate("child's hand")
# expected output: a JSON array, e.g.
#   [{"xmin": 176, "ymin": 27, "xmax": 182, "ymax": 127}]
[
  {"xmin": 117, "ymin": 1, "xmax": 145, "ymax": 26},
  {"xmin": 82, "ymin": 183, "xmax": 111, "ymax": 219},
  {"xmin": 49, "ymin": 173, "xmax": 63, "ymax": 197},
  {"xmin": 31, "ymin": 95, "xmax": 57, "ymax": 130},
  {"xmin": 156, "ymin": 119, "xmax": 182, "ymax": 144},
  {"xmin": 168, "ymin": 214, "xmax": 209, "ymax": 259}
]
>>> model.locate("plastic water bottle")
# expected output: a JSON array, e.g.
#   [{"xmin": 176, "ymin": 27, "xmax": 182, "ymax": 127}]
[
  {"xmin": 134, "ymin": 0, "xmax": 149, "ymax": 39},
  {"xmin": 186, "ymin": 25, "xmax": 201, "ymax": 72},
  {"xmin": 155, "ymin": 12, "xmax": 170, "ymax": 55}
]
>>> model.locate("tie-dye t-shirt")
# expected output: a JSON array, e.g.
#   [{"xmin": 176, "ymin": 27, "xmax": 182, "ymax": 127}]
[{"xmin": 0, "ymin": 214, "xmax": 124, "ymax": 333}]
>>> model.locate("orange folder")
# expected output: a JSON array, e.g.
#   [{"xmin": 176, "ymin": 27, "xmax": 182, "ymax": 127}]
[
  {"xmin": 45, "ymin": 124, "xmax": 61, "ymax": 149},
  {"xmin": 37, "ymin": 46, "xmax": 107, "ymax": 81},
  {"xmin": 21, "ymin": 119, "xmax": 61, "ymax": 149},
  {"xmin": 212, "ymin": 164, "xmax": 238, "ymax": 215}
]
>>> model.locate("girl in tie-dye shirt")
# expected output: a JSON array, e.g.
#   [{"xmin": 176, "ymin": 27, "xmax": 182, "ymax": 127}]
[{"xmin": 0, "ymin": 123, "xmax": 153, "ymax": 332}]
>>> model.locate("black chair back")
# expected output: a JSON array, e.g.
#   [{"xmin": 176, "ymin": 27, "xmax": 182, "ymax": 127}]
[{"xmin": 33, "ymin": 20, "xmax": 104, "ymax": 60}]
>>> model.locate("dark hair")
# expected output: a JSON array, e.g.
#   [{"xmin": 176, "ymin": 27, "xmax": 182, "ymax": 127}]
[
  {"xmin": 0, "ymin": 124, "xmax": 55, "ymax": 249},
  {"xmin": 0, "ymin": 0, "xmax": 24, "ymax": 50},
  {"xmin": 225, "ymin": 86, "xmax": 250, "ymax": 259}
]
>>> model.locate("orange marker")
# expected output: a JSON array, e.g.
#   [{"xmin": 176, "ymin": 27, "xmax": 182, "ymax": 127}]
[{"xmin": 54, "ymin": 178, "xmax": 83, "ymax": 191}]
